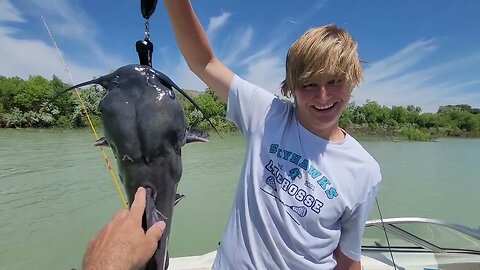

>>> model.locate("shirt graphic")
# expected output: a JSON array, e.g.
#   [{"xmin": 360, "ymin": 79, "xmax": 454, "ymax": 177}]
[{"xmin": 260, "ymin": 143, "xmax": 339, "ymax": 225}]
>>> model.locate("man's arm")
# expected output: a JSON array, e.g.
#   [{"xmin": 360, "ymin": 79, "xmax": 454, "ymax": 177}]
[
  {"xmin": 333, "ymin": 247, "xmax": 361, "ymax": 270},
  {"xmin": 162, "ymin": 0, "xmax": 234, "ymax": 102}
]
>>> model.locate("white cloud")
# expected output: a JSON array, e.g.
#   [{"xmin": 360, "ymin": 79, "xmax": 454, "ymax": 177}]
[
  {"xmin": 0, "ymin": 0, "xmax": 25, "ymax": 22},
  {"xmin": 222, "ymin": 26, "xmax": 254, "ymax": 66},
  {"xmin": 0, "ymin": 26, "xmax": 105, "ymax": 83},
  {"xmin": 171, "ymin": 59, "xmax": 207, "ymax": 91},
  {"xmin": 24, "ymin": 0, "xmax": 94, "ymax": 40},
  {"xmin": 162, "ymin": 12, "xmax": 234, "ymax": 91},
  {"xmin": 206, "ymin": 12, "xmax": 231, "ymax": 36},
  {"xmin": 243, "ymin": 57, "xmax": 285, "ymax": 96},
  {"xmin": 362, "ymin": 39, "xmax": 437, "ymax": 83},
  {"xmin": 354, "ymin": 40, "xmax": 480, "ymax": 112},
  {"xmin": 0, "ymin": 0, "xmax": 124, "ymax": 84},
  {"xmin": 31, "ymin": 0, "xmax": 123, "ymax": 68}
]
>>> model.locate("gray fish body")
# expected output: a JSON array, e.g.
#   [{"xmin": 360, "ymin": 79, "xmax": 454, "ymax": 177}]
[
  {"xmin": 64, "ymin": 64, "xmax": 207, "ymax": 270},
  {"xmin": 102, "ymin": 65, "xmax": 183, "ymax": 270}
]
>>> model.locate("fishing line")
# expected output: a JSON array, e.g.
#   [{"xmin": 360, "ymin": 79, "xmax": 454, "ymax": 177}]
[
  {"xmin": 375, "ymin": 197, "xmax": 398, "ymax": 270},
  {"xmin": 41, "ymin": 16, "xmax": 128, "ymax": 209}
]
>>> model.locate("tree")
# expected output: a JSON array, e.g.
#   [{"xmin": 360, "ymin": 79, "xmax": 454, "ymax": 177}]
[
  {"xmin": 14, "ymin": 75, "xmax": 53, "ymax": 112},
  {"xmin": 0, "ymin": 76, "xmax": 24, "ymax": 112},
  {"xmin": 339, "ymin": 103, "xmax": 355, "ymax": 127},
  {"xmin": 360, "ymin": 100, "xmax": 388, "ymax": 126},
  {"xmin": 390, "ymin": 106, "xmax": 408, "ymax": 124},
  {"xmin": 192, "ymin": 89, "xmax": 226, "ymax": 117},
  {"xmin": 71, "ymin": 87, "xmax": 103, "ymax": 127},
  {"xmin": 50, "ymin": 75, "xmax": 74, "ymax": 116}
]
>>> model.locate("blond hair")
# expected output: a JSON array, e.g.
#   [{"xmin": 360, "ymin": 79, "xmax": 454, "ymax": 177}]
[{"xmin": 280, "ymin": 24, "xmax": 363, "ymax": 97}]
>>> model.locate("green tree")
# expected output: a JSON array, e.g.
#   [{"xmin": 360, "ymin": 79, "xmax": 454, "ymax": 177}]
[
  {"xmin": 50, "ymin": 75, "xmax": 74, "ymax": 117},
  {"xmin": 339, "ymin": 103, "xmax": 356, "ymax": 127},
  {"xmin": 0, "ymin": 76, "xmax": 24, "ymax": 112},
  {"xmin": 71, "ymin": 87, "xmax": 103, "ymax": 127},
  {"xmin": 357, "ymin": 100, "xmax": 389, "ymax": 127},
  {"xmin": 14, "ymin": 75, "xmax": 53, "ymax": 112},
  {"xmin": 192, "ymin": 89, "xmax": 226, "ymax": 117},
  {"xmin": 390, "ymin": 106, "xmax": 408, "ymax": 124}
]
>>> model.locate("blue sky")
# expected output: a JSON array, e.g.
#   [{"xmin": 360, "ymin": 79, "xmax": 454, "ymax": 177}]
[{"xmin": 1, "ymin": 0, "xmax": 479, "ymax": 112}]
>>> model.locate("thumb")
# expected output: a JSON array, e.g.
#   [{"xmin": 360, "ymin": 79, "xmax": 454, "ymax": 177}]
[{"xmin": 145, "ymin": 221, "xmax": 166, "ymax": 250}]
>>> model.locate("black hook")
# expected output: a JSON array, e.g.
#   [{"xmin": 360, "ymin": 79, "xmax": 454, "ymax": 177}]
[
  {"xmin": 137, "ymin": 0, "xmax": 157, "ymax": 66},
  {"xmin": 136, "ymin": 38, "xmax": 154, "ymax": 67},
  {"xmin": 141, "ymin": 0, "xmax": 158, "ymax": 20}
]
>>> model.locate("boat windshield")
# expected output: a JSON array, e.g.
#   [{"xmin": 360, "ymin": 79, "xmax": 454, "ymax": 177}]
[
  {"xmin": 395, "ymin": 222, "xmax": 480, "ymax": 253},
  {"xmin": 362, "ymin": 225, "xmax": 420, "ymax": 248},
  {"xmin": 362, "ymin": 219, "xmax": 480, "ymax": 253}
]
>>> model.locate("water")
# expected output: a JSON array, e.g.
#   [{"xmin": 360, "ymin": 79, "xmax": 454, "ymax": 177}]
[{"xmin": 0, "ymin": 129, "xmax": 479, "ymax": 269}]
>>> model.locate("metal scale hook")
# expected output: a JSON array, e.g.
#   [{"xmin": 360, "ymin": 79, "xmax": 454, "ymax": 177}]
[{"xmin": 136, "ymin": 0, "xmax": 158, "ymax": 67}]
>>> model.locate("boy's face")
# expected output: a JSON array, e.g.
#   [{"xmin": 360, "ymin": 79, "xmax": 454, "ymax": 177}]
[{"xmin": 293, "ymin": 72, "xmax": 353, "ymax": 139}]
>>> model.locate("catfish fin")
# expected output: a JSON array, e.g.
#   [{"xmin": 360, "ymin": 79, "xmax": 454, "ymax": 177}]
[
  {"xmin": 186, "ymin": 129, "xmax": 209, "ymax": 143},
  {"xmin": 93, "ymin": 137, "xmax": 110, "ymax": 147},
  {"xmin": 174, "ymin": 194, "xmax": 185, "ymax": 206}
]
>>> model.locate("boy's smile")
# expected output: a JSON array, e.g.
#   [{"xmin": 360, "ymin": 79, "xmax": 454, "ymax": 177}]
[{"xmin": 312, "ymin": 103, "xmax": 336, "ymax": 110}]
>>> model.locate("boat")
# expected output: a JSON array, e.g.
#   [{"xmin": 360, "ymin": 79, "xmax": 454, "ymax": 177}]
[
  {"xmin": 169, "ymin": 217, "xmax": 480, "ymax": 270},
  {"xmin": 362, "ymin": 217, "xmax": 480, "ymax": 269}
]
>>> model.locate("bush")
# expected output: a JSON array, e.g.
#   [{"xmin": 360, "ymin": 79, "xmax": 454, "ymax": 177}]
[
  {"xmin": 3, "ymin": 107, "xmax": 24, "ymax": 128},
  {"xmin": 400, "ymin": 126, "xmax": 432, "ymax": 141},
  {"xmin": 23, "ymin": 111, "xmax": 55, "ymax": 127},
  {"xmin": 56, "ymin": 115, "xmax": 73, "ymax": 128},
  {"xmin": 70, "ymin": 87, "xmax": 103, "ymax": 127}
]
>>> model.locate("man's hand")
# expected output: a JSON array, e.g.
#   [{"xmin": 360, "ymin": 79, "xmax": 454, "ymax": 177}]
[{"xmin": 82, "ymin": 187, "xmax": 166, "ymax": 270}]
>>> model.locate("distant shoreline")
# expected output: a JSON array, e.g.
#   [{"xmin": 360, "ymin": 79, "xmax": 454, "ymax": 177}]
[{"xmin": 2, "ymin": 126, "xmax": 480, "ymax": 141}]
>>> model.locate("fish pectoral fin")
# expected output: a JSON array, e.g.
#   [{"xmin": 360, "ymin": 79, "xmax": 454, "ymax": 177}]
[
  {"xmin": 93, "ymin": 137, "xmax": 110, "ymax": 147},
  {"xmin": 174, "ymin": 194, "xmax": 185, "ymax": 206},
  {"xmin": 186, "ymin": 129, "xmax": 209, "ymax": 143}
]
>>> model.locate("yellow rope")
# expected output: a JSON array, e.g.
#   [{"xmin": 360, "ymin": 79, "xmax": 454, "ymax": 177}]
[{"xmin": 42, "ymin": 16, "xmax": 128, "ymax": 209}]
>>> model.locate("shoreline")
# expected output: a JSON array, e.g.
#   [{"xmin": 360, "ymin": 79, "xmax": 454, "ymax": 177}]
[{"xmin": 2, "ymin": 127, "xmax": 480, "ymax": 141}]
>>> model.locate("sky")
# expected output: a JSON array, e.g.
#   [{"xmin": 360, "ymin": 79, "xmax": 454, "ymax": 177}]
[{"xmin": 1, "ymin": 0, "xmax": 479, "ymax": 112}]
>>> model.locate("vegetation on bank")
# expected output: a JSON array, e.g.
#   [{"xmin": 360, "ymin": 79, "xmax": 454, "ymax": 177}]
[{"xmin": 1, "ymin": 75, "xmax": 479, "ymax": 141}]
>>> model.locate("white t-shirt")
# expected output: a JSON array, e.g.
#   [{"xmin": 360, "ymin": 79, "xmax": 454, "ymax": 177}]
[{"xmin": 212, "ymin": 75, "xmax": 382, "ymax": 270}]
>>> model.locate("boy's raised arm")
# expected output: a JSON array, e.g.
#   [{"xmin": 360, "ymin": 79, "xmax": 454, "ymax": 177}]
[{"xmin": 163, "ymin": 0, "xmax": 234, "ymax": 102}]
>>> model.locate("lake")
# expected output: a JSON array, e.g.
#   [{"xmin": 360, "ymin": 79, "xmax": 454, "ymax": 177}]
[{"xmin": 0, "ymin": 129, "xmax": 478, "ymax": 269}]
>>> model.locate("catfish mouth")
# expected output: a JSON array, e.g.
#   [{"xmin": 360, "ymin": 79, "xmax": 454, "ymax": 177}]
[
  {"xmin": 143, "ymin": 186, "xmax": 185, "ymax": 225},
  {"xmin": 144, "ymin": 186, "xmax": 168, "ymax": 223},
  {"xmin": 142, "ymin": 185, "xmax": 176, "ymax": 270}
]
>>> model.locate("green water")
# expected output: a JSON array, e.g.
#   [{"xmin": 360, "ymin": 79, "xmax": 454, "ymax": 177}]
[{"xmin": 0, "ymin": 129, "xmax": 479, "ymax": 269}]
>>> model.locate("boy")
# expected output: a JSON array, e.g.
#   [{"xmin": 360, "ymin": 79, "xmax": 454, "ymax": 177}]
[{"xmin": 162, "ymin": 1, "xmax": 382, "ymax": 269}]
